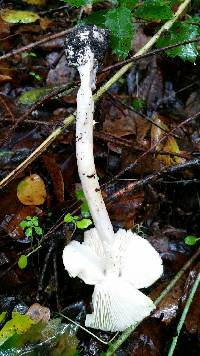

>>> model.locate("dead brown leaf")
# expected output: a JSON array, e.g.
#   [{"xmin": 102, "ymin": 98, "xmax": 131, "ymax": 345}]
[
  {"xmin": 151, "ymin": 275, "xmax": 187, "ymax": 324},
  {"xmin": 43, "ymin": 155, "xmax": 64, "ymax": 203},
  {"xmin": 0, "ymin": 74, "xmax": 12, "ymax": 83},
  {"xmin": 126, "ymin": 319, "xmax": 166, "ymax": 356},
  {"xmin": 107, "ymin": 192, "xmax": 144, "ymax": 229}
]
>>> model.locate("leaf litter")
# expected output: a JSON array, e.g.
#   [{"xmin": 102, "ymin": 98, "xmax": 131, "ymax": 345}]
[{"xmin": 0, "ymin": 0, "xmax": 200, "ymax": 355}]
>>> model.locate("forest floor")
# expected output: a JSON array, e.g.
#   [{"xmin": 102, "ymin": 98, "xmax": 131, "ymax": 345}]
[{"xmin": 0, "ymin": 1, "xmax": 200, "ymax": 355}]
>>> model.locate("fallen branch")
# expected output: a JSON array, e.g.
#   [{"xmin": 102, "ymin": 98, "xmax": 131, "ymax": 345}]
[
  {"xmin": 0, "ymin": 0, "xmax": 191, "ymax": 189},
  {"xmin": 106, "ymin": 157, "xmax": 200, "ymax": 203},
  {"xmin": 0, "ymin": 28, "xmax": 72, "ymax": 62}
]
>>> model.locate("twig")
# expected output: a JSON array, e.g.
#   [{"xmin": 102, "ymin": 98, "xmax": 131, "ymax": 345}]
[
  {"xmin": 105, "ymin": 247, "xmax": 200, "ymax": 356},
  {"xmin": 0, "ymin": 85, "xmax": 74, "ymax": 146},
  {"xmin": 0, "ymin": 115, "xmax": 75, "ymax": 189},
  {"xmin": 168, "ymin": 272, "xmax": 200, "ymax": 356},
  {"xmin": 107, "ymin": 110, "xmax": 200, "ymax": 184},
  {"xmin": 106, "ymin": 157, "xmax": 200, "ymax": 203},
  {"xmin": 0, "ymin": 28, "xmax": 73, "ymax": 62},
  {"xmin": 0, "ymin": 118, "xmax": 55, "ymax": 126},
  {"xmin": 36, "ymin": 241, "xmax": 55, "ymax": 300},
  {"xmin": 0, "ymin": 0, "xmax": 191, "ymax": 189},
  {"xmin": 102, "ymin": 36, "xmax": 200, "ymax": 73},
  {"xmin": 39, "ymin": 4, "xmax": 70, "ymax": 16}
]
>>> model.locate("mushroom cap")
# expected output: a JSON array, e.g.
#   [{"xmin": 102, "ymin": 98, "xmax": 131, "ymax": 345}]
[
  {"xmin": 63, "ymin": 228, "xmax": 163, "ymax": 288},
  {"xmin": 62, "ymin": 228, "xmax": 163, "ymax": 331},
  {"xmin": 113, "ymin": 229, "xmax": 163, "ymax": 289},
  {"xmin": 85, "ymin": 277, "xmax": 155, "ymax": 332},
  {"xmin": 62, "ymin": 228, "xmax": 106, "ymax": 285},
  {"xmin": 65, "ymin": 25, "xmax": 109, "ymax": 67}
]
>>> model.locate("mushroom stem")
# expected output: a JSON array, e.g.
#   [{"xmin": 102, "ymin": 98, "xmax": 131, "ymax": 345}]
[{"xmin": 76, "ymin": 54, "xmax": 115, "ymax": 245}]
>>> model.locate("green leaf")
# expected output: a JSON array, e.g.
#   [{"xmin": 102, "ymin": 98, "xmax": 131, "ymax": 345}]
[
  {"xmin": 19, "ymin": 87, "xmax": 51, "ymax": 106},
  {"xmin": 75, "ymin": 188, "xmax": 90, "ymax": 217},
  {"xmin": 64, "ymin": 213, "xmax": 74, "ymax": 223},
  {"xmin": 21, "ymin": 51, "xmax": 37, "ymax": 58},
  {"xmin": 135, "ymin": 0, "xmax": 173, "ymax": 20},
  {"xmin": 0, "ymin": 312, "xmax": 34, "ymax": 347},
  {"xmin": 76, "ymin": 218, "xmax": 92, "ymax": 229},
  {"xmin": 156, "ymin": 22, "xmax": 199, "ymax": 62},
  {"xmin": 184, "ymin": 235, "xmax": 200, "ymax": 246},
  {"xmin": 18, "ymin": 255, "xmax": 28, "ymax": 269},
  {"xmin": 84, "ymin": 10, "xmax": 107, "ymax": 27},
  {"xmin": 75, "ymin": 188, "xmax": 85, "ymax": 201},
  {"xmin": 81, "ymin": 201, "xmax": 90, "ymax": 218},
  {"xmin": 19, "ymin": 220, "xmax": 27, "ymax": 228},
  {"xmin": 119, "ymin": 0, "xmax": 137, "ymax": 9},
  {"xmin": 0, "ymin": 318, "xmax": 78, "ymax": 355},
  {"xmin": 0, "ymin": 9, "xmax": 40, "ymax": 24},
  {"xmin": 187, "ymin": 16, "xmax": 200, "ymax": 24},
  {"xmin": 33, "ymin": 220, "xmax": 39, "ymax": 227},
  {"xmin": 62, "ymin": 0, "xmax": 90, "ymax": 7},
  {"xmin": 29, "ymin": 71, "xmax": 42, "ymax": 81},
  {"xmin": 25, "ymin": 227, "xmax": 32, "ymax": 237},
  {"xmin": 105, "ymin": 7, "xmax": 133, "ymax": 59},
  {"xmin": 132, "ymin": 97, "xmax": 145, "ymax": 110},
  {"xmin": 34, "ymin": 226, "xmax": 43, "ymax": 235},
  {"xmin": 25, "ymin": 220, "xmax": 34, "ymax": 227}
]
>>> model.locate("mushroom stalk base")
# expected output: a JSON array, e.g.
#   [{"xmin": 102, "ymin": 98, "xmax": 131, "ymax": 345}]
[{"xmin": 76, "ymin": 56, "xmax": 115, "ymax": 245}]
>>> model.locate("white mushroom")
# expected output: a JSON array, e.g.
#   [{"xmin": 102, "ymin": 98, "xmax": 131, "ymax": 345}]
[{"xmin": 63, "ymin": 25, "xmax": 163, "ymax": 332}]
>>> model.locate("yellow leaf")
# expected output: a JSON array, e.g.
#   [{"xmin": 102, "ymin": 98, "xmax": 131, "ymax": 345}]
[
  {"xmin": 151, "ymin": 114, "xmax": 185, "ymax": 166},
  {"xmin": 17, "ymin": 174, "xmax": 47, "ymax": 205},
  {"xmin": 23, "ymin": 0, "xmax": 46, "ymax": 5},
  {"xmin": 0, "ymin": 312, "xmax": 34, "ymax": 347},
  {"xmin": 1, "ymin": 9, "xmax": 40, "ymax": 24}
]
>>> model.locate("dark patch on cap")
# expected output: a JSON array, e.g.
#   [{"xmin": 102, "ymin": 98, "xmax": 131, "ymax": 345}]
[{"xmin": 65, "ymin": 25, "xmax": 109, "ymax": 67}]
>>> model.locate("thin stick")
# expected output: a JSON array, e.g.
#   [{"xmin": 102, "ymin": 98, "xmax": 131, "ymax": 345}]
[
  {"xmin": 102, "ymin": 36, "xmax": 200, "ymax": 73},
  {"xmin": 0, "ymin": 29, "xmax": 73, "ymax": 62},
  {"xmin": 59, "ymin": 312, "xmax": 119, "ymax": 345},
  {"xmin": 107, "ymin": 110, "xmax": 200, "ymax": 184},
  {"xmin": 168, "ymin": 272, "xmax": 200, "ymax": 356},
  {"xmin": 0, "ymin": 0, "xmax": 191, "ymax": 189},
  {"xmin": 0, "ymin": 115, "xmax": 75, "ymax": 188},
  {"xmin": 105, "ymin": 247, "xmax": 200, "ymax": 356}
]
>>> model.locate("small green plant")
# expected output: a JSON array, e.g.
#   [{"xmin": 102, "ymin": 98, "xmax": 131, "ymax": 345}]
[
  {"xmin": 29, "ymin": 71, "xmax": 42, "ymax": 81},
  {"xmin": 19, "ymin": 216, "xmax": 43, "ymax": 240},
  {"xmin": 132, "ymin": 98, "xmax": 145, "ymax": 110},
  {"xmin": 64, "ymin": 213, "xmax": 92, "ymax": 229},
  {"xmin": 22, "ymin": 51, "xmax": 37, "ymax": 59},
  {"xmin": 18, "ymin": 244, "xmax": 42, "ymax": 270},
  {"xmin": 184, "ymin": 235, "xmax": 200, "ymax": 246},
  {"xmin": 75, "ymin": 188, "xmax": 90, "ymax": 218}
]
